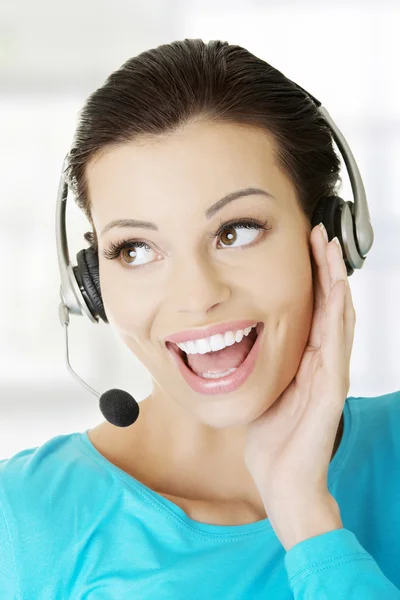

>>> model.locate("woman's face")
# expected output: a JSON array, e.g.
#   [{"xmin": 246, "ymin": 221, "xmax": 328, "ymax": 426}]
[{"xmin": 88, "ymin": 120, "xmax": 314, "ymax": 428}]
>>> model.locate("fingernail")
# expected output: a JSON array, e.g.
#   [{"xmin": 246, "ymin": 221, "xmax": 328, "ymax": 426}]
[{"xmin": 319, "ymin": 222, "xmax": 329, "ymax": 243}]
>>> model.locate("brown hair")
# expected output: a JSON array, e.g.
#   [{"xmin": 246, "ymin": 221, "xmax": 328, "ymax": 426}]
[{"xmin": 65, "ymin": 38, "xmax": 341, "ymax": 250}]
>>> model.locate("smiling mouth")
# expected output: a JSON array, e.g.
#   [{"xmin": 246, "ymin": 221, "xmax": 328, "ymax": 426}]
[{"xmin": 168, "ymin": 321, "xmax": 263, "ymax": 373}]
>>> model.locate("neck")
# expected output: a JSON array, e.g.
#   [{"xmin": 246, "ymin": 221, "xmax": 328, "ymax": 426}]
[{"xmin": 94, "ymin": 395, "xmax": 344, "ymax": 507}]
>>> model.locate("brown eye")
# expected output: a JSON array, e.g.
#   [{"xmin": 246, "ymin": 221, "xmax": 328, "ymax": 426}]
[
  {"xmin": 217, "ymin": 222, "xmax": 266, "ymax": 249},
  {"xmin": 120, "ymin": 246, "xmax": 137, "ymax": 264},
  {"xmin": 219, "ymin": 226, "xmax": 237, "ymax": 246},
  {"xmin": 101, "ymin": 239, "xmax": 156, "ymax": 269}
]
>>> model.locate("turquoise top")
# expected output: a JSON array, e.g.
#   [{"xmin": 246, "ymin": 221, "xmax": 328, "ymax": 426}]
[{"xmin": 1, "ymin": 390, "xmax": 400, "ymax": 599}]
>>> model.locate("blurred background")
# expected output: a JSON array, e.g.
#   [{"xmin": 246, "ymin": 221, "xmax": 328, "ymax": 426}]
[{"xmin": 0, "ymin": 0, "xmax": 399, "ymax": 458}]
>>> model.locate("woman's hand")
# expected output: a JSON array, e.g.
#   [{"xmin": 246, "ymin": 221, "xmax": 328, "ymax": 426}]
[{"xmin": 243, "ymin": 223, "xmax": 356, "ymax": 549}]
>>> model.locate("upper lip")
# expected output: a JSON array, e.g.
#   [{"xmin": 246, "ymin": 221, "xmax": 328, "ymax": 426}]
[{"xmin": 164, "ymin": 319, "xmax": 261, "ymax": 345}]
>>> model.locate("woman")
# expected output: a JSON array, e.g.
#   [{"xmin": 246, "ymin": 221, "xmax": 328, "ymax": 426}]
[{"xmin": 1, "ymin": 38, "xmax": 399, "ymax": 599}]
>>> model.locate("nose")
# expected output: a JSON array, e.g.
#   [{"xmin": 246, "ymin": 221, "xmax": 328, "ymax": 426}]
[{"xmin": 168, "ymin": 254, "xmax": 231, "ymax": 315}]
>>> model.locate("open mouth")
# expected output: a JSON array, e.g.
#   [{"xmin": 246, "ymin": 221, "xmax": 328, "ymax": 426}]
[{"xmin": 167, "ymin": 321, "xmax": 263, "ymax": 373}]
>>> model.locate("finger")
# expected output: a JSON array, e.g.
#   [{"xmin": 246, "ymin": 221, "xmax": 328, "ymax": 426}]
[
  {"xmin": 319, "ymin": 278, "xmax": 347, "ymax": 402},
  {"xmin": 310, "ymin": 224, "xmax": 332, "ymax": 307},
  {"xmin": 327, "ymin": 236, "xmax": 348, "ymax": 288},
  {"xmin": 327, "ymin": 237, "xmax": 355, "ymax": 368},
  {"xmin": 319, "ymin": 238, "xmax": 347, "ymax": 368},
  {"xmin": 308, "ymin": 225, "xmax": 332, "ymax": 349},
  {"xmin": 309, "ymin": 224, "xmax": 346, "ymax": 349},
  {"xmin": 321, "ymin": 239, "xmax": 355, "ymax": 396},
  {"xmin": 343, "ymin": 274, "xmax": 356, "ymax": 367}
]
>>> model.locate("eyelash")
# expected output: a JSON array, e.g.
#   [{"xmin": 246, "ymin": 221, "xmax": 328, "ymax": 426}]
[{"xmin": 100, "ymin": 217, "xmax": 272, "ymax": 270}]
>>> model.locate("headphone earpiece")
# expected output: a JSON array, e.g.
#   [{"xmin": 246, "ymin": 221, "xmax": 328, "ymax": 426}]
[
  {"xmin": 75, "ymin": 246, "xmax": 108, "ymax": 323},
  {"xmin": 311, "ymin": 196, "xmax": 355, "ymax": 277}
]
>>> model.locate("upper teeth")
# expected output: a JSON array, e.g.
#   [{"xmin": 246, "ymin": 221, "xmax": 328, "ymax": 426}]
[{"xmin": 176, "ymin": 323, "xmax": 258, "ymax": 355}]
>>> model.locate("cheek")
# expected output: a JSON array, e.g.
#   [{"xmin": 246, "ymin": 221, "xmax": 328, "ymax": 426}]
[
  {"xmin": 261, "ymin": 246, "xmax": 314, "ymax": 356},
  {"xmin": 261, "ymin": 243, "xmax": 313, "ymax": 318},
  {"xmin": 99, "ymin": 271, "xmax": 158, "ymax": 361},
  {"xmin": 264, "ymin": 272, "xmax": 313, "ymax": 397},
  {"xmin": 99, "ymin": 267, "xmax": 147, "ymax": 325},
  {"xmin": 282, "ymin": 266, "xmax": 314, "ymax": 357}
]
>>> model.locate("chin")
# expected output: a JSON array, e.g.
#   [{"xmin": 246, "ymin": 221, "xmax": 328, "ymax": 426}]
[{"xmin": 192, "ymin": 391, "xmax": 275, "ymax": 430}]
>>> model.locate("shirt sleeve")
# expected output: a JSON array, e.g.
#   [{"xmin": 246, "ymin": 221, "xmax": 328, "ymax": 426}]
[
  {"xmin": 284, "ymin": 528, "xmax": 400, "ymax": 599},
  {"xmin": 0, "ymin": 499, "xmax": 19, "ymax": 599}
]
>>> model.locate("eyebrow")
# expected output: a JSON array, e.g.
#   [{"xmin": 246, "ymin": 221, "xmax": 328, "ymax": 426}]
[{"xmin": 99, "ymin": 187, "xmax": 276, "ymax": 238}]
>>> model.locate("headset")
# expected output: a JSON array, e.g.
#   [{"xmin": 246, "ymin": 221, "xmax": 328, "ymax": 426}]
[{"xmin": 55, "ymin": 79, "xmax": 375, "ymax": 428}]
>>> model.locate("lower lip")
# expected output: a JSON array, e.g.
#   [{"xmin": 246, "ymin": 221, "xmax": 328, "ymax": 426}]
[{"xmin": 167, "ymin": 322, "xmax": 264, "ymax": 395}]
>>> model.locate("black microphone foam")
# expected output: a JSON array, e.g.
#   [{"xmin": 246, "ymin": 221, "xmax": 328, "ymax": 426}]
[{"xmin": 99, "ymin": 389, "xmax": 140, "ymax": 427}]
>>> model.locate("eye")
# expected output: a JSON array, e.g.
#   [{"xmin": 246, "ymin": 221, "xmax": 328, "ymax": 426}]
[
  {"xmin": 101, "ymin": 217, "xmax": 271, "ymax": 270},
  {"xmin": 102, "ymin": 240, "xmax": 156, "ymax": 269},
  {"xmin": 215, "ymin": 218, "xmax": 270, "ymax": 249}
]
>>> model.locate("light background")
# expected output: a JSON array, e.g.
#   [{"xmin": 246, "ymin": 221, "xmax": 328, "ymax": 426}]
[{"xmin": 0, "ymin": 0, "xmax": 399, "ymax": 458}]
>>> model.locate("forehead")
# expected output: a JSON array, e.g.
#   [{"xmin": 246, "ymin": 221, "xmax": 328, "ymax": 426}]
[{"xmin": 87, "ymin": 120, "xmax": 295, "ymax": 226}]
